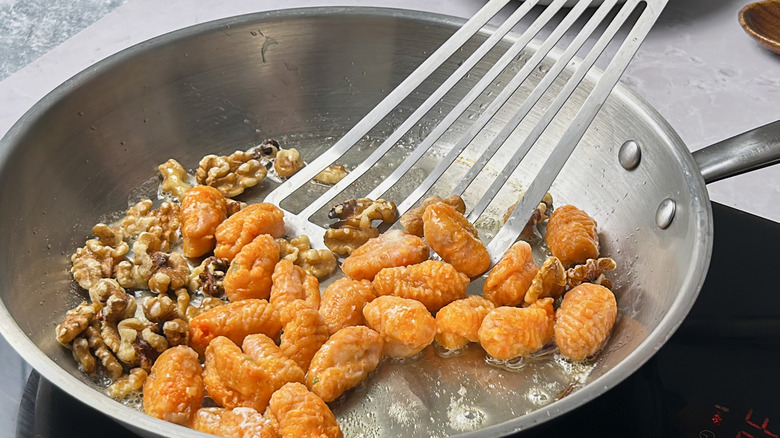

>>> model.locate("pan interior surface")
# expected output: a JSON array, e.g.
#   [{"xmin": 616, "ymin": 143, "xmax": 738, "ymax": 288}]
[{"xmin": 0, "ymin": 7, "xmax": 710, "ymax": 437}]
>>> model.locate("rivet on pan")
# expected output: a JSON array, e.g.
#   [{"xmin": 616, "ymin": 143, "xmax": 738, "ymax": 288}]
[
  {"xmin": 618, "ymin": 140, "xmax": 641, "ymax": 170},
  {"xmin": 656, "ymin": 198, "xmax": 676, "ymax": 229}
]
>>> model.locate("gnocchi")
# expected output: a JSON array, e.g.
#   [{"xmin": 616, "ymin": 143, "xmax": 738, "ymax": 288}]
[{"xmin": 58, "ymin": 139, "xmax": 625, "ymax": 438}]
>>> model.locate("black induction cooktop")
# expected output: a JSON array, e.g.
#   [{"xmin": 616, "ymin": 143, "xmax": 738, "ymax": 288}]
[{"xmin": 13, "ymin": 202, "xmax": 780, "ymax": 438}]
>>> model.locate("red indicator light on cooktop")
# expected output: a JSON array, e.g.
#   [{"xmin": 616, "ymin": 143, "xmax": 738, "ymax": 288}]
[
  {"xmin": 737, "ymin": 409, "xmax": 778, "ymax": 438},
  {"xmin": 712, "ymin": 413, "xmax": 723, "ymax": 426}
]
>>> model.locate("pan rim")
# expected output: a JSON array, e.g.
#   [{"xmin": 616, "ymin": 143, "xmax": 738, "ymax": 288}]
[{"xmin": 0, "ymin": 5, "xmax": 713, "ymax": 437}]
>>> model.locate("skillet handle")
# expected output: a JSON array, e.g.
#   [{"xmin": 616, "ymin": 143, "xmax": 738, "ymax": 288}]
[{"xmin": 693, "ymin": 120, "xmax": 780, "ymax": 184}]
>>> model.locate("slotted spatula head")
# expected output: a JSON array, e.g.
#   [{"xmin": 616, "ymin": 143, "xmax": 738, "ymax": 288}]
[{"xmin": 265, "ymin": 0, "xmax": 667, "ymax": 264}]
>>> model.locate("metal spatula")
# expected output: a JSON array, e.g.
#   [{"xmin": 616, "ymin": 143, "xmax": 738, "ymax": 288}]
[{"xmin": 265, "ymin": 0, "xmax": 667, "ymax": 264}]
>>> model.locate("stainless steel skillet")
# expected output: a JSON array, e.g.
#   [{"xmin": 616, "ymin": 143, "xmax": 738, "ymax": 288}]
[{"xmin": 0, "ymin": 7, "xmax": 778, "ymax": 438}]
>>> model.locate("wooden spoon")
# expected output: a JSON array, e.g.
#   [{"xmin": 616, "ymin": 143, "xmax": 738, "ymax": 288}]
[{"xmin": 739, "ymin": 0, "xmax": 780, "ymax": 55}]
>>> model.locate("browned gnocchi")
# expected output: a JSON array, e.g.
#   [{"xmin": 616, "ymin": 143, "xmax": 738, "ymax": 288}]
[
  {"xmin": 363, "ymin": 295, "xmax": 437, "ymax": 359},
  {"xmin": 435, "ymin": 295, "xmax": 495, "ymax": 351},
  {"xmin": 554, "ymin": 283, "xmax": 617, "ymax": 361},
  {"xmin": 545, "ymin": 204, "xmax": 600, "ymax": 266},
  {"xmin": 478, "ymin": 298, "xmax": 555, "ymax": 361},
  {"xmin": 372, "ymin": 260, "xmax": 469, "ymax": 312},
  {"xmin": 59, "ymin": 138, "xmax": 627, "ymax": 438},
  {"xmin": 191, "ymin": 407, "xmax": 278, "ymax": 438},
  {"xmin": 340, "ymin": 229, "xmax": 429, "ymax": 281},
  {"xmin": 180, "ymin": 185, "xmax": 228, "ymax": 258},
  {"xmin": 422, "ymin": 201, "xmax": 491, "ymax": 277},
  {"xmin": 214, "ymin": 203, "xmax": 286, "ymax": 262},
  {"xmin": 278, "ymin": 300, "xmax": 330, "ymax": 372},
  {"xmin": 399, "ymin": 194, "xmax": 466, "ymax": 237},
  {"xmin": 223, "ymin": 234, "xmax": 280, "ymax": 302},
  {"xmin": 318, "ymin": 278, "xmax": 376, "ymax": 335},
  {"xmin": 306, "ymin": 325, "xmax": 384, "ymax": 402},
  {"xmin": 189, "ymin": 299, "xmax": 282, "ymax": 356},
  {"xmin": 204, "ymin": 336, "xmax": 302, "ymax": 412},
  {"xmin": 270, "ymin": 259, "xmax": 321, "ymax": 317},
  {"xmin": 483, "ymin": 240, "xmax": 539, "ymax": 307},
  {"xmin": 142, "ymin": 345, "xmax": 203, "ymax": 425},
  {"xmin": 265, "ymin": 382, "xmax": 342, "ymax": 438}
]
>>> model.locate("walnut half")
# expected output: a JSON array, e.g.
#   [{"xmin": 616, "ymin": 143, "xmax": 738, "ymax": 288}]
[
  {"xmin": 116, "ymin": 318, "xmax": 168, "ymax": 371},
  {"xmin": 88, "ymin": 279, "xmax": 136, "ymax": 322},
  {"xmin": 162, "ymin": 318, "xmax": 190, "ymax": 347},
  {"xmin": 297, "ymin": 248, "xmax": 338, "ymax": 279},
  {"xmin": 108, "ymin": 368, "xmax": 148, "ymax": 400},
  {"xmin": 115, "ymin": 232, "xmax": 189, "ymax": 294},
  {"xmin": 524, "ymin": 256, "xmax": 566, "ymax": 305},
  {"xmin": 324, "ymin": 226, "xmax": 379, "ymax": 256},
  {"xmin": 120, "ymin": 200, "xmax": 181, "ymax": 252},
  {"xmin": 158, "ymin": 159, "xmax": 193, "ymax": 201},
  {"xmin": 313, "ymin": 165, "xmax": 349, "ymax": 185},
  {"xmin": 188, "ymin": 256, "xmax": 229, "ymax": 297},
  {"xmin": 277, "ymin": 235, "xmax": 337, "ymax": 279},
  {"xmin": 274, "ymin": 148, "xmax": 304, "ymax": 178},
  {"xmin": 196, "ymin": 149, "xmax": 268, "ymax": 198},
  {"xmin": 85, "ymin": 323, "xmax": 124, "ymax": 380},
  {"xmin": 328, "ymin": 198, "xmax": 397, "ymax": 230},
  {"xmin": 55, "ymin": 302, "xmax": 96, "ymax": 346},
  {"xmin": 251, "ymin": 139, "xmax": 280, "ymax": 160},
  {"xmin": 147, "ymin": 251, "xmax": 189, "ymax": 294},
  {"xmin": 71, "ymin": 336, "xmax": 96, "ymax": 374},
  {"xmin": 142, "ymin": 295, "xmax": 177, "ymax": 323},
  {"xmin": 324, "ymin": 198, "xmax": 397, "ymax": 256},
  {"xmin": 71, "ymin": 225, "xmax": 130, "ymax": 290},
  {"xmin": 567, "ymin": 257, "xmax": 616, "ymax": 289},
  {"xmin": 503, "ymin": 192, "xmax": 554, "ymax": 238}
]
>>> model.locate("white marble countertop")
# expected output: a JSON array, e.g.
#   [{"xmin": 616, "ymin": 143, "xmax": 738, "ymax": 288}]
[{"xmin": 0, "ymin": 0, "xmax": 778, "ymax": 223}]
